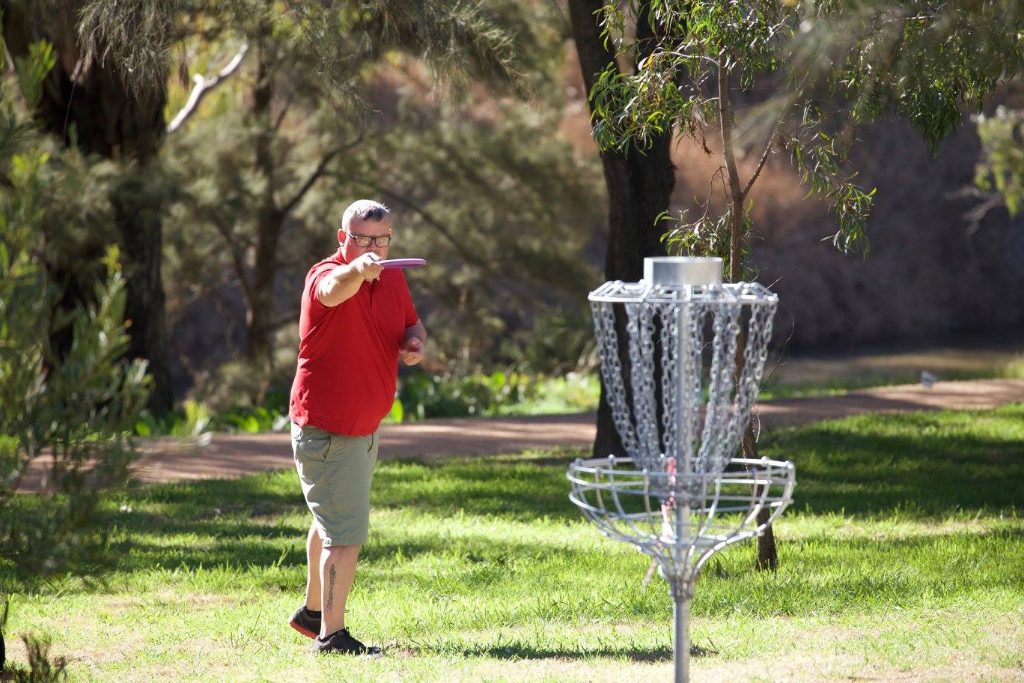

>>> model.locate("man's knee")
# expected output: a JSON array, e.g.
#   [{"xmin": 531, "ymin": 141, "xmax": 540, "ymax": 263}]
[{"xmin": 323, "ymin": 543, "xmax": 360, "ymax": 552}]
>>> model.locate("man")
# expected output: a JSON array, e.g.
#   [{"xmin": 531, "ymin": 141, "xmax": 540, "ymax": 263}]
[{"xmin": 287, "ymin": 199, "xmax": 426, "ymax": 655}]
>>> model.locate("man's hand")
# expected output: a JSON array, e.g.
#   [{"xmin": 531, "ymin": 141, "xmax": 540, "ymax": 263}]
[
  {"xmin": 352, "ymin": 252, "xmax": 383, "ymax": 282},
  {"xmin": 400, "ymin": 336, "xmax": 424, "ymax": 366}
]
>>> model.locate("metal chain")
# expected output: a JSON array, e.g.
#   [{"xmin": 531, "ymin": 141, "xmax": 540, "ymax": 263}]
[
  {"xmin": 591, "ymin": 299, "xmax": 639, "ymax": 459},
  {"xmin": 626, "ymin": 302, "xmax": 661, "ymax": 468},
  {"xmin": 590, "ymin": 282, "xmax": 778, "ymax": 483}
]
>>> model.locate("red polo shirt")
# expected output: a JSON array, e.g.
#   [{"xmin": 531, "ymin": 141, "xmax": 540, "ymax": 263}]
[{"xmin": 289, "ymin": 249, "xmax": 419, "ymax": 436}]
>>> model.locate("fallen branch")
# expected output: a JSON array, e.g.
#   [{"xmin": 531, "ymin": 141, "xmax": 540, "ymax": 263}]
[{"xmin": 167, "ymin": 44, "xmax": 248, "ymax": 133}]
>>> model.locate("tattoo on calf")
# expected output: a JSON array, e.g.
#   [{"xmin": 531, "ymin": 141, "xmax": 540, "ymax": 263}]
[{"xmin": 326, "ymin": 565, "xmax": 336, "ymax": 612}]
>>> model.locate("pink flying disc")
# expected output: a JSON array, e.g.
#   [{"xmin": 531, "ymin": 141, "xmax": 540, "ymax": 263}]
[{"xmin": 379, "ymin": 258, "xmax": 427, "ymax": 269}]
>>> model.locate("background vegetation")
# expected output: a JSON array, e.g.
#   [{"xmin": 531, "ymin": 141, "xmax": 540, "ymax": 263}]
[
  {"xmin": 3, "ymin": 3, "xmax": 1024, "ymax": 678},
  {"xmin": 3, "ymin": 1, "xmax": 1023, "ymax": 433}
]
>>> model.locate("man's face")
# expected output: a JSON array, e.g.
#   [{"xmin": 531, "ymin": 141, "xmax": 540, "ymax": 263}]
[{"xmin": 338, "ymin": 215, "xmax": 392, "ymax": 263}]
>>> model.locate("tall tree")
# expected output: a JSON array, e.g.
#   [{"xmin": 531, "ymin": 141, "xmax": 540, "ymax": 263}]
[
  {"xmin": 156, "ymin": 1, "xmax": 538, "ymax": 386},
  {"xmin": 568, "ymin": 0, "xmax": 676, "ymax": 458},
  {"xmin": 583, "ymin": 0, "xmax": 1024, "ymax": 567},
  {"xmin": 1, "ymin": 0, "xmax": 551, "ymax": 407},
  {"xmin": 2, "ymin": 0, "xmax": 175, "ymax": 412}
]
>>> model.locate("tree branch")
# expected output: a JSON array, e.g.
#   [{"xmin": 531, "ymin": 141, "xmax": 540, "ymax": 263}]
[
  {"xmin": 281, "ymin": 149, "xmax": 338, "ymax": 216},
  {"xmin": 273, "ymin": 97, "xmax": 293, "ymax": 132},
  {"xmin": 280, "ymin": 132, "xmax": 366, "ymax": 216},
  {"xmin": 950, "ymin": 186, "xmax": 1006, "ymax": 237},
  {"xmin": 717, "ymin": 62, "xmax": 744, "ymax": 283},
  {"xmin": 740, "ymin": 107, "xmax": 790, "ymax": 203},
  {"xmin": 366, "ymin": 185, "xmax": 505, "ymax": 282},
  {"xmin": 718, "ymin": 70, "xmax": 742, "ymax": 204},
  {"xmin": 210, "ymin": 220, "xmax": 253, "ymax": 303},
  {"xmin": 167, "ymin": 43, "xmax": 249, "ymax": 133}
]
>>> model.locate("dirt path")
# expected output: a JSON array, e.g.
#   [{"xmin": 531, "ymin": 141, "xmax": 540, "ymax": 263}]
[{"xmin": 19, "ymin": 378, "xmax": 1024, "ymax": 490}]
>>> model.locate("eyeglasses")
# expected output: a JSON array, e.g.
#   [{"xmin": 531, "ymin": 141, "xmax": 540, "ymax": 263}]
[{"xmin": 344, "ymin": 230, "xmax": 392, "ymax": 248}]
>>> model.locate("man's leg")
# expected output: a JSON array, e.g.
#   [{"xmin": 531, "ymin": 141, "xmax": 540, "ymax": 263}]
[
  {"xmin": 320, "ymin": 544, "xmax": 361, "ymax": 637},
  {"xmin": 304, "ymin": 521, "xmax": 323, "ymax": 611}
]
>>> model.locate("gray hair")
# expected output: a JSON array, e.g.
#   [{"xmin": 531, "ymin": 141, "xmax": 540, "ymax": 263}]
[{"xmin": 341, "ymin": 199, "xmax": 390, "ymax": 231}]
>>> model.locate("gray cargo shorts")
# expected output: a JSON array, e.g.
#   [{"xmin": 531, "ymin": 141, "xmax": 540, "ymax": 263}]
[{"xmin": 291, "ymin": 422, "xmax": 380, "ymax": 547}]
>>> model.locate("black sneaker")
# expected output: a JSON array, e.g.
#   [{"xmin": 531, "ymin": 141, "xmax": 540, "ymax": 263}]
[
  {"xmin": 312, "ymin": 628, "xmax": 382, "ymax": 656},
  {"xmin": 288, "ymin": 606, "xmax": 321, "ymax": 639}
]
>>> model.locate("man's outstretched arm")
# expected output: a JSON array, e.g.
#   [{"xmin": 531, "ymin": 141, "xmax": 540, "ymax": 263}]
[{"xmin": 317, "ymin": 253, "xmax": 383, "ymax": 307}]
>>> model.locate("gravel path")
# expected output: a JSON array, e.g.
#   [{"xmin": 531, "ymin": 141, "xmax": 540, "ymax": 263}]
[{"xmin": 18, "ymin": 378, "xmax": 1024, "ymax": 491}]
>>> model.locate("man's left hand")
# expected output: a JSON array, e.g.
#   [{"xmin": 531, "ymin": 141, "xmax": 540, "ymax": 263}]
[{"xmin": 400, "ymin": 337, "xmax": 424, "ymax": 366}]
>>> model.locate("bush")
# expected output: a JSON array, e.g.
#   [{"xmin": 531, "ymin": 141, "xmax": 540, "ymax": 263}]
[
  {"xmin": 0, "ymin": 43, "xmax": 149, "ymax": 574},
  {"xmin": 396, "ymin": 368, "xmax": 598, "ymax": 420},
  {"xmin": 133, "ymin": 368, "xmax": 598, "ymax": 437}
]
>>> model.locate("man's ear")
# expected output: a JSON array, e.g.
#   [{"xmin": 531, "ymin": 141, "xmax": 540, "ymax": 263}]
[{"xmin": 337, "ymin": 228, "xmax": 345, "ymax": 245}]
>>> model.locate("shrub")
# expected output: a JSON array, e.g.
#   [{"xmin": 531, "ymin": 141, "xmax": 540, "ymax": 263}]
[{"xmin": 0, "ymin": 42, "xmax": 149, "ymax": 574}]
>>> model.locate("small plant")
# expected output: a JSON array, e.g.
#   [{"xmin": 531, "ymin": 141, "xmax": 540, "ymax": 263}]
[{"xmin": 0, "ymin": 597, "xmax": 67, "ymax": 682}]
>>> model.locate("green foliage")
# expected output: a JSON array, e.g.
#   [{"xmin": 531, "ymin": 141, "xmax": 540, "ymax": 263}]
[
  {"xmin": 591, "ymin": 0, "xmax": 877, "ymax": 261},
  {"xmin": 975, "ymin": 105, "xmax": 1024, "ymax": 216},
  {"xmin": 159, "ymin": 0, "xmax": 585, "ymax": 386},
  {"xmin": 501, "ymin": 307, "xmax": 596, "ymax": 377},
  {"xmin": 509, "ymin": 371, "xmax": 600, "ymax": 416},
  {"xmin": 810, "ymin": 1, "xmax": 1024, "ymax": 150},
  {"xmin": 398, "ymin": 369, "xmax": 528, "ymax": 419},
  {"xmin": 131, "ymin": 369, "xmax": 598, "ymax": 437},
  {"xmin": 661, "ymin": 206, "xmax": 753, "ymax": 278},
  {"xmin": 287, "ymin": 1, "xmax": 537, "ymax": 102},
  {"xmin": 336, "ymin": 98, "xmax": 603, "ymax": 369},
  {"xmin": 135, "ymin": 394, "xmax": 290, "ymax": 437},
  {"xmin": 13, "ymin": 41, "xmax": 56, "ymax": 108},
  {"xmin": 788, "ymin": 127, "xmax": 876, "ymax": 255},
  {"xmin": 590, "ymin": 0, "xmax": 1024, "ymax": 266},
  {"xmin": 3, "ymin": 593, "xmax": 70, "ymax": 681},
  {"xmin": 397, "ymin": 369, "xmax": 599, "ymax": 420},
  {"xmin": 0, "ymin": 48, "xmax": 150, "ymax": 574}
]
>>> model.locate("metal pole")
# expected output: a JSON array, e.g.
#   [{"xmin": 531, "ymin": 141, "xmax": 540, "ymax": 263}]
[
  {"xmin": 678, "ymin": 298, "xmax": 692, "ymax": 542},
  {"xmin": 674, "ymin": 593, "xmax": 689, "ymax": 683},
  {"xmin": 676, "ymin": 288, "xmax": 691, "ymax": 683}
]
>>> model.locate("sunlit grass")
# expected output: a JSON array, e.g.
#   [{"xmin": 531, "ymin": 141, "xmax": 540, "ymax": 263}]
[{"xmin": 3, "ymin": 405, "xmax": 1023, "ymax": 681}]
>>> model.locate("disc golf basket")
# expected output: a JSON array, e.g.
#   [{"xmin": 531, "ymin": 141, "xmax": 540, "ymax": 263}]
[{"xmin": 567, "ymin": 257, "xmax": 796, "ymax": 683}]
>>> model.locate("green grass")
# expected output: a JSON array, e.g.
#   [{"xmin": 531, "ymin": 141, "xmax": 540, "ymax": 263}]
[{"xmin": 3, "ymin": 406, "xmax": 1024, "ymax": 681}]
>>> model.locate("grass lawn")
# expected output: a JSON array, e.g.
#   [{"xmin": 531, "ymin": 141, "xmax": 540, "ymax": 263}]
[{"xmin": 3, "ymin": 405, "xmax": 1024, "ymax": 681}]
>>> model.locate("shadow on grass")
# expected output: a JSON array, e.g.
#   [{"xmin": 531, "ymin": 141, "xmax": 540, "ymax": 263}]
[
  {"xmin": 761, "ymin": 405, "xmax": 1024, "ymax": 517},
  {"xmin": 453, "ymin": 641, "xmax": 675, "ymax": 661},
  {"xmin": 439, "ymin": 639, "xmax": 719, "ymax": 662},
  {"xmin": 369, "ymin": 457, "xmax": 581, "ymax": 523},
  {"xmin": 0, "ymin": 470, "xmax": 310, "ymax": 587},
  {"xmin": 5, "ymin": 405, "xmax": 1022, "ymax": 590}
]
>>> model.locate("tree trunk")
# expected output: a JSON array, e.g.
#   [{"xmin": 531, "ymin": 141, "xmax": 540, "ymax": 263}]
[
  {"xmin": 2, "ymin": 2, "xmax": 174, "ymax": 413},
  {"xmin": 245, "ymin": 209, "xmax": 283, "ymax": 368},
  {"xmin": 719, "ymin": 62, "xmax": 778, "ymax": 570},
  {"xmin": 245, "ymin": 36, "xmax": 278, "ymax": 368},
  {"xmin": 244, "ymin": 39, "xmax": 281, "ymax": 368},
  {"xmin": 568, "ymin": 0, "xmax": 675, "ymax": 457},
  {"xmin": 111, "ymin": 173, "xmax": 173, "ymax": 414}
]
